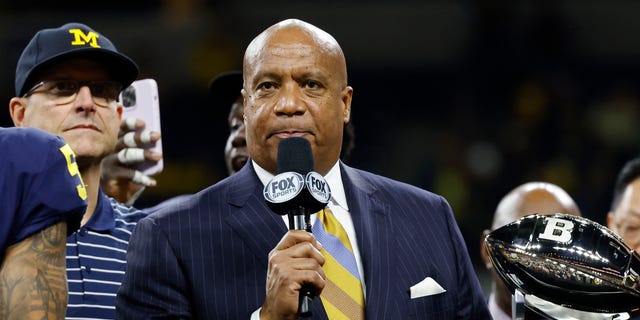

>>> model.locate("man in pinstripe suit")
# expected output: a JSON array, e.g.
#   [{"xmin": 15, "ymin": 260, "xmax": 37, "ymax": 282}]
[{"xmin": 116, "ymin": 19, "xmax": 491, "ymax": 319}]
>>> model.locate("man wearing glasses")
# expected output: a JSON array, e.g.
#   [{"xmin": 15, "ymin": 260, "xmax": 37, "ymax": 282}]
[{"xmin": 8, "ymin": 23, "xmax": 148, "ymax": 319}]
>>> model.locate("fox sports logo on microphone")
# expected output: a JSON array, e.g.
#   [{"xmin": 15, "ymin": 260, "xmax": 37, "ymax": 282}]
[
  {"xmin": 305, "ymin": 172, "xmax": 331, "ymax": 204},
  {"xmin": 264, "ymin": 172, "xmax": 305, "ymax": 203}
]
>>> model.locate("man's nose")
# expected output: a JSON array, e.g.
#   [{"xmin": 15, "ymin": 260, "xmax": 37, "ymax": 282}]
[
  {"xmin": 274, "ymin": 85, "xmax": 306, "ymax": 116},
  {"xmin": 74, "ymin": 86, "xmax": 96, "ymax": 112},
  {"xmin": 232, "ymin": 125, "xmax": 246, "ymax": 148}
]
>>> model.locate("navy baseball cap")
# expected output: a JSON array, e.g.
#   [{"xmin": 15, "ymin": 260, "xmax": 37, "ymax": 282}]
[
  {"xmin": 208, "ymin": 71, "xmax": 243, "ymax": 110},
  {"xmin": 15, "ymin": 22, "xmax": 138, "ymax": 96}
]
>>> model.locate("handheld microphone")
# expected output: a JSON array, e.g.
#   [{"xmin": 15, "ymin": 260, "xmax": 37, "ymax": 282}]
[{"xmin": 263, "ymin": 137, "xmax": 331, "ymax": 317}]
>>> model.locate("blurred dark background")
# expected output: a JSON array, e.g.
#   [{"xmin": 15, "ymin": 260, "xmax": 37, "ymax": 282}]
[{"xmin": 2, "ymin": 0, "xmax": 640, "ymax": 294}]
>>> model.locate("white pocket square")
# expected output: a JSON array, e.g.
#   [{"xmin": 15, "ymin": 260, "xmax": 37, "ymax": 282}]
[{"xmin": 409, "ymin": 277, "xmax": 446, "ymax": 299}]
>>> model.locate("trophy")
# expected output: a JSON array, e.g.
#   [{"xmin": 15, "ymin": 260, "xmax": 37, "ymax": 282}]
[{"xmin": 485, "ymin": 213, "xmax": 640, "ymax": 319}]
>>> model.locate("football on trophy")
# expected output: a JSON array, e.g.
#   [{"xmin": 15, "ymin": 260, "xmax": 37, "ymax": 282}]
[{"xmin": 485, "ymin": 213, "xmax": 640, "ymax": 313}]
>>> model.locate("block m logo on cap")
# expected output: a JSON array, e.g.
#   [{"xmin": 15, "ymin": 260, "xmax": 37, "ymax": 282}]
[{"xmin": 68, "ymin": 29, "xmax": 100, "ymax": 48}]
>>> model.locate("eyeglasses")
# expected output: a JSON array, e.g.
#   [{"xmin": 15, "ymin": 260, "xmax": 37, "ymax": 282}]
[{"xmin": 22, "ymin": 80, "xmax": 122, "ymax": 107}]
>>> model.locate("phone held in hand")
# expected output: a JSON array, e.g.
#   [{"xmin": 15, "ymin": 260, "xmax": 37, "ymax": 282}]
[{"xmin": 119, "ymin": 79, "xmax": 163, "ymax": 176}]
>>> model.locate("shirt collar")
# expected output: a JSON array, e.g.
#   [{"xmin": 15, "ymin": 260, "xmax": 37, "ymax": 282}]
[
  {"xmin": 252, "ymin": 159, "xmax": 348, "ymax": 211},
  {"xmin": 82, "ymin": 189, "xmax": 116, "ymax": 231}
]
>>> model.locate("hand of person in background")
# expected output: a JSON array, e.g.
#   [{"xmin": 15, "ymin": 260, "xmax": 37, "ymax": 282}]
[{"xmin": 101, "ymin": 117, "xmax": 162, "ymax": 205}]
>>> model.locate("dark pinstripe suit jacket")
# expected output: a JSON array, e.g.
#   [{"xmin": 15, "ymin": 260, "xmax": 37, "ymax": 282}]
[{"xmin": 116, "ymin": 162, "xmax": 491, "ymax": 319}]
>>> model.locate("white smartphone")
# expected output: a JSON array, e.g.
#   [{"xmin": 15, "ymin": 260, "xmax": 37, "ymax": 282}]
[{"xmin": 119, "ymin": 78, "xmax": 163, "ymax": 176}]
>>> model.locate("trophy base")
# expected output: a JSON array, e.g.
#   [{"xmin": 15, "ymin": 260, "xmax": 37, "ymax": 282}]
[{"xmin": 511, "ymin": 289, "xmax": 634, "ymax": 320}]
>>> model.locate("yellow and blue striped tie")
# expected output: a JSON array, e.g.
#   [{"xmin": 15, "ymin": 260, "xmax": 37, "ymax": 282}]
[{"xmin": 313, "ymin": 208, "xmax": 365, "ymax": 319}]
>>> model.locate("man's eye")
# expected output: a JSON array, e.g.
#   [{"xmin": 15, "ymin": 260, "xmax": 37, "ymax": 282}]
[
  {"xmin": 52, "ymin": 81, "xmax": 77, "ymax": 94},
  {"xmin": 304, "ymin": 80, "xmax": 324, "ymax": 90},
  {"xmin": 91, "ymin": 84, "xmax": 115, "ymax": 98},
  {"xmin": 91, "ymin": 84, "xmax": 106, "ymax": 96},
  {"xmin": 258, "ymin": 82, "xmax": 276, "ymax": 90},
  {"xmin": 627, "ymin": 225, "xmax": 640, "ymax": 232}
]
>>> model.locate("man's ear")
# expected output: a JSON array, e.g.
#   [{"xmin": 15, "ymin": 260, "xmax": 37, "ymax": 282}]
[
  {"xmin": 9, "ymin": 97, "xmax": 27, "ymax": 127},
  {"xmin": 341, "ymin": 86, "xmax": 353, "ymax": 123},
  {"xmin": 241, "ymin": 89, "xmax": 249, "ymax": 122},
  {"xmin": 480, "ymin": 229, "xmax": 492, "ymax": 269}
]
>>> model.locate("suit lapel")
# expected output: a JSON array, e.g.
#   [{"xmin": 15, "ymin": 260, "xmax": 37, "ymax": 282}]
[
  {"xmin": 341, "ymin": 164, "xmax": 397, "ymax": 319},
  {"xmin": 224, "ymin": 164, "xmax": 288, "ymax": 267}
]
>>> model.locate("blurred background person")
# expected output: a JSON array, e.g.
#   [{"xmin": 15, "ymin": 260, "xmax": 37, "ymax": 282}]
[
  {"xmin": 607, "ymin": 157, "xmax": 640, "ymax": 252},
  {"xmin": 211, "ymin": 71, "xmax": 248, "ymax": 175}
]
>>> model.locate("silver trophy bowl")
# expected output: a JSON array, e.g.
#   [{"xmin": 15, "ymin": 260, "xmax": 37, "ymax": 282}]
[{"xmin": 485, "ymin": 213, "xmax": 640, "ymax": 314}]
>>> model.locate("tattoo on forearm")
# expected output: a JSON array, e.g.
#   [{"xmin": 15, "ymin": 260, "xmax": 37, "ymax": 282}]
[{"xmin": 0, "ymin": 221, "xmax": 68, "ymax": 319}]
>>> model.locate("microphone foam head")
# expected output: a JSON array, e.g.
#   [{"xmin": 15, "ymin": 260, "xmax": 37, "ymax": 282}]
[{"xmin": 277, "ymin": 137, "xmax": 313, "ymax": 174}]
